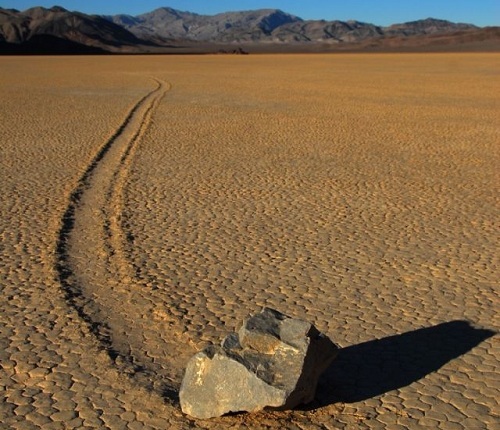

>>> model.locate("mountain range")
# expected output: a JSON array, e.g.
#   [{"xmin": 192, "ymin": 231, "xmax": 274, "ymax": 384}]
[{"xmin": 1, "ymin": 6, "xmax": 499, "ymax": 54}]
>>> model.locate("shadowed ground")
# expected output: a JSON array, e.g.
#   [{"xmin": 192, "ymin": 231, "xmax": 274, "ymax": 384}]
[{"xmin": 317, "ymin": 321, "xmax": 495, "ymax": 404}]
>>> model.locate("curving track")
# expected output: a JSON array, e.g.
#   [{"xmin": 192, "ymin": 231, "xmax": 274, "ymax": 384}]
[{"xmin": 55, "ymin": 78, "xmax": 181, "ymax": 398}]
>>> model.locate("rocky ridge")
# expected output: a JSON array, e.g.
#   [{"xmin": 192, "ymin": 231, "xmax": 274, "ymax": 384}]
[
  {"xmin": 0, "ymin": 5, "xmax": 497, "ymax": 53},
  {"xmin": 106, "ymin": 8, "xmax": 479, "ymax": 44},
  {"xmin": 0, "ymin": 6, "xmax": 147, "ymax": 53}
]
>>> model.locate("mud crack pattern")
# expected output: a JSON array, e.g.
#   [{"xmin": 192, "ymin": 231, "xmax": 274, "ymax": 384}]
[
  {"xmin": 55, "ymin": 78, "xmax": 181, "ymax": 397},
  {"xmin": 1, "ymin": 55, "xmax": 498, "ymax": 429}
]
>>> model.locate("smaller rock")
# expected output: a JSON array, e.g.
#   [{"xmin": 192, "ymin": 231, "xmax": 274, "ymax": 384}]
[{"xmin": 180, "ymin": 308, "xmax": 338, "ymax": 419}]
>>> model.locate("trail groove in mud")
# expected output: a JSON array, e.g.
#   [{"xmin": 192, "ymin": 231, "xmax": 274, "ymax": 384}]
[{"xmin": 55, "ymin": 78, "xmax": 178, "ymax": 398}]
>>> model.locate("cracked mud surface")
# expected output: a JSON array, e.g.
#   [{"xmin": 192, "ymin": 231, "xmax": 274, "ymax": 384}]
[{"xmin": 1, "ymin": 54, "xmax": 498, "ymax": 429}]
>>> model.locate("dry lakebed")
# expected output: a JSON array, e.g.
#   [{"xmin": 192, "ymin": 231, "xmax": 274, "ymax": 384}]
[{"xmin": 0, "ymin": 53, "xmax": 498, "ymax": 429}]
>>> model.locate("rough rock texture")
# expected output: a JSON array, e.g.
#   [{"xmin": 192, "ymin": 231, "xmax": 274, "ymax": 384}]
[
  {"xmin": 179, "ymin": 308, "xmax": 338, "ymax": 419},
  {"xmin": 105, "ymin": 8, "xmax": 478, "ymax": 44},
  {"xmin": 1, "ymin": 6, "xmax": 493, "ymax": 54},
  {"xmin": 0, "ymin": 6, "xmax": 144, "ymax": 52}
]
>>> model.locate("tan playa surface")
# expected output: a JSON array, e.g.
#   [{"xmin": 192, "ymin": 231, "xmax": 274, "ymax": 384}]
[{"xmin": 1, "ymin": 53, "xmax": 498, "ymax": 429}]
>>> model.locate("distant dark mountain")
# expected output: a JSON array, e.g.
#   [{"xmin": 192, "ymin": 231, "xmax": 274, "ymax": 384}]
[
  {"xmin": 0, "ymin": 33, "xmax": 107, "ymax": 54},
  {"xmin": 384, "ymin": 17, "xmax": 477, "ymax": 36},
  {"xmin": 105, "ymin": 8, "xmax": 301, "ymax": 42},
  {"xmin": 105, "ymin": 8, "xmax": 480, "ymax": 44},
  {"xmin": 270, "ymin": 20, "xmax": 384, "ymax": 43},
  {"xmin": 0, "ymin": 6, "xmax": 149, "ymax": 53},
  {"xmin": 1, "ymin": 5, "xmax": 498, "ymax": 54},
  {"xmin": 366, "ymin": 26, "xmax": 500, "ymax": 52}
]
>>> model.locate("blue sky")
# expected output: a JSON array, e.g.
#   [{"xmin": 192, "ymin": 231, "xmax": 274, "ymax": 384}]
[{"xmin": 1, "ymin": 0, "xmax": 498, "ymax": 26}]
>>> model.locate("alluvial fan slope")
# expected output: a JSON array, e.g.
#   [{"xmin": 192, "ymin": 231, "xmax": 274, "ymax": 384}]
[{"xmin": 0, "ymin": 54, "xmax": 498, "ymax": 429}]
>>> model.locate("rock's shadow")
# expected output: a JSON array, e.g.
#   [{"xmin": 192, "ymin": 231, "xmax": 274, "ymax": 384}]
[{"xmin": 313, "ymin": 320, "xmax": 495, "ymax": 406}]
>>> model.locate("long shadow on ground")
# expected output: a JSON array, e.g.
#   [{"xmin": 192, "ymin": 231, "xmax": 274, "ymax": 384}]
[{"xmin": 313, "ymin": 320, "xmax": 495, "ymax": 406}]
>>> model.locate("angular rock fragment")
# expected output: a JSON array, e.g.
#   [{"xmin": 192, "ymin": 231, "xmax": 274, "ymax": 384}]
[{"xmin": 179, "ymin": 308, "xmax": 338, "ymax": 419}]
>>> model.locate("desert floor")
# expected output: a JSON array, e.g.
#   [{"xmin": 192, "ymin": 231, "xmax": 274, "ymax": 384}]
[{"xmin": 0, "ymin": 53, "xmax": 498, "ymax": 429}]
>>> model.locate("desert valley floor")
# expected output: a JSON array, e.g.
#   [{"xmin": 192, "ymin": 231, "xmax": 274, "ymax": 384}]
[{"xmin": 0, "ymin": 53, "xmax": 498, "ymax": 429}]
